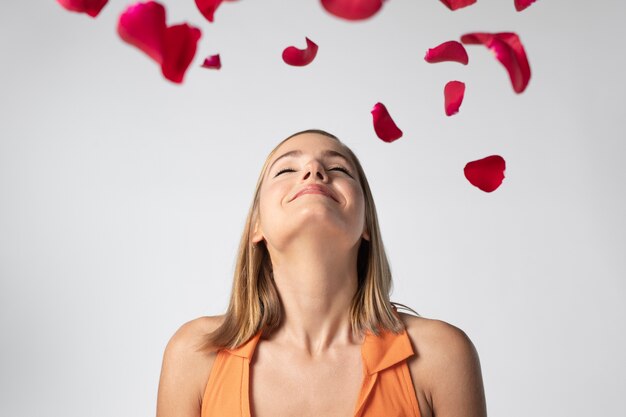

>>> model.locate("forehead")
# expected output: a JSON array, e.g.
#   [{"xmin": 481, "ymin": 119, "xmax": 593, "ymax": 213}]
[{"xmin": 273, "ymin": 132, "xmax": 344, "ymax": 155}]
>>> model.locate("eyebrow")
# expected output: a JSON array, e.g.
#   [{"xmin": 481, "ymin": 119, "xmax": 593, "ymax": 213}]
[{"xmin": 268, "ymin": 149, "xmax": 354, "ymax": 174}]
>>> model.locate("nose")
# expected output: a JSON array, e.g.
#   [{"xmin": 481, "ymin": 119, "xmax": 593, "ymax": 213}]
[{"xmin": 302, "ymin": 160, "xmax": 327, "ymax": 182}]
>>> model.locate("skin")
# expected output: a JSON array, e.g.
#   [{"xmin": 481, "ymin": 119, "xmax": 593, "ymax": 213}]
[{"xmin": 156, "ymin": 132, "xmax": 488, "ymax": 417}]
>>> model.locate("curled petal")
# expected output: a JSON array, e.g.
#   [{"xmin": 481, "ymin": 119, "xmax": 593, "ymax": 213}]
[
  {"xmin": 282, "ymin": 37, "xmax": 319, "ymax": 66},
  {"xmin": 461, "ymin": 32, "xmax": 531, "ymax": 94},
  {"xmin": 515, "ymin": 0, "xmax": 536, "ymax": 11},
  {"xmin": 439, "ymin": 0, "xmax": 476, "ymax": 11},
  {"xmin": 320, "ymin": 0, "xmax": 383, "ymax": 20},
  {"xmin": 424, "ymin": 41, "xmax": 468, "ymax": 65},
  {"xmin": 56, "ymin": 0, "xmax": 108, "ymax": 17},
  {"xmin": 201, "ymin": 54, "xmax": 221, "ymax": 69},
  {"xmin": 161, "ymin": 24, "xmax": 202, "ymax": 83},
  {"xmin": 464, "ymin": 155, "xmax": 506, "ymax": 192},
  {"xmin": 444, "ymin": 81, "xmax": 465, "ymax": 116},
  {"xmin": 371, "ymin": 102, "xmax": 403, "ymax": 142},
  {"xmin": 117, "ymin": 1, "xmax": 167, "ymax": 64}
]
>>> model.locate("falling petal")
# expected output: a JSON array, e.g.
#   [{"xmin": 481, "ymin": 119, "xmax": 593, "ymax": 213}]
[
  {"xmin": 424, "ymin": 41, "xmax": 468, "ymax": 65},
  {"xmin": 195, "ymin": 0, "xmax": 223, "ymax": 23},
  {"xmin": 461, "ymin": 32, "xmax": 531, "ymax": 93},
  {"xmin": 282, "ymin": 37, "xmax": 319, "ymax": 66},
  {"xmin": 320, "ymin": 0, "xmax": 383, "ymax": 20},
  {"xmin": 201, "ymin": 54, "xmax": 221, "ymax": 69},
  {"xmin": 56, "ymin": 0, "xmax": 108, "ymax": 17},
  {"xmin": 371, "ymin": 102, "xmax": 403, "ymax": 142},
  {"xmin": 444, "ymin": 81, "xmax": 465, "ymax": 116},
  {"xmin": 117, "ymin": 1, "xmax": 167, "ymax": 64},
  {"xmin": 464, "ymin": 155, "xmax": 506, "ymax": 192},
  {"xmin": 439, "ymin": 0, "xmax": 476, "ymax": 11},
  {"xmin": 161, "ymin": 24, "xmax": 202, "ymax": 83},
  {"xmin": 515, "ymin": 0, "xmax": 536, "ymax": 11}
]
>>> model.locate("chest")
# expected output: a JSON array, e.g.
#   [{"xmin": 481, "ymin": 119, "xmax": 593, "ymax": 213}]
[{"xmin": 249, "ymin": 345, "xmax": 364, "ymax": 417}]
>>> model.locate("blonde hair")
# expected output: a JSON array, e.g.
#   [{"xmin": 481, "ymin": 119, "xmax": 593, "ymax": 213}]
[{"xmin": 198, "ymin": 129, "xmax": 418, "ymax": 352}]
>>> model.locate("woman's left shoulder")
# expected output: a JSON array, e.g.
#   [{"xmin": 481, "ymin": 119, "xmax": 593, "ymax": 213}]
[
  {"xmin": 398, "ymin": 312, "xmax": 477, "ymax": 353},
  {"xmin": 398, "ymin": 312, "xmax": 487, "ymax": 417}
]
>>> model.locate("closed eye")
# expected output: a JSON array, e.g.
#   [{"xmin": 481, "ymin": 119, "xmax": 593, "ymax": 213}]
[
  {"xmin": 275, "ymin": 168, "xmax": 296, "ymax": 177},
  {"xmin": 329, "ymin": 166, "xmax": 352, "ymax": 176}
]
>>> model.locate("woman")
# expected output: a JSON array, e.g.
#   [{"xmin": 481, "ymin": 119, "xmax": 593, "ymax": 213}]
[{"xmin": 156, "ymin": 129, "xmax": 487, "ymax": 417}]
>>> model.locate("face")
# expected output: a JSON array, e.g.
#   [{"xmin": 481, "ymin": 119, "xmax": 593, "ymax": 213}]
[{"xmin": 251, "ymin": 133, "xmax": 370, "ymax": 251}]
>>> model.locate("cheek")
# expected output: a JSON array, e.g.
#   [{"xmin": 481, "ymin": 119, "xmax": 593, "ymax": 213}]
[{"xmin": 258, "ymin": 184, "xmax": 288, "ymax": 219}]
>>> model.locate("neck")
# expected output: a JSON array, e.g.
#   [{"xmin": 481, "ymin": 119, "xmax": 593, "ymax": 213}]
[{"xmin": 265, "ymin": 237, "xmax": 363, "ymax": 357}]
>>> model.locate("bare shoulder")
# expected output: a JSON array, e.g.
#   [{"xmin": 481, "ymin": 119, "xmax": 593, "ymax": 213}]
[
  {"xmin": 398, "ymin": 312, "xmax": 487, "ymax": 417},
  {"xmin": 156, "ymin": 315, "xmax": 225, "ymax": 417}
]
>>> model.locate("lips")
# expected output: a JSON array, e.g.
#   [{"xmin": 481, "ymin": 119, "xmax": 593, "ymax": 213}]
[{"xmin": 291, "ymin": 185, "xmax": 337, "ymax": 202}]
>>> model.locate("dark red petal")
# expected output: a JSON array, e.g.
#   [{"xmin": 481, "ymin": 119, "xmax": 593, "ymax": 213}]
[
  {"xmin": 201, "ymin": 54, "xmax": 221, "ymax": 69},
  {"xmin": 464, "ymin": 155, "xmax": 506, "ymax": 192},
  {"xmin": 117, "ymin": 1, "xmax": 167, "ymax": 64},
  {"xmin": 320, "ymin": 0, "xmax": 383, "ymax": 20},
  {"xmin": 282, "ymin": 37, "xmax": 319, "ymax": 67},
  {"xmin": 444, "ymin": 81, "xmax": 465, "ymax": 116},
  {"xmin": 371, "ymin": 102, "xmax": 403, "ymax": 142},
  {"xmin": 515, "ymin": 0, "xmax": 536, "ymax": 11},
  {"xmin": 161, "ymin": 24, "xmax": 202, "ymax": 83},
  {"xmin": 56, "ymin": 0, "xmax": 108, "ymax": 17},
  {"xmin": 424, "ymin": 41, "xmax": 468, "ymax": 65},
  {"xmin": 461, "ymin": 32, "xmax": 531, "ymax": 94},
  {"xmin": 195, "ymin": 0, "xmax": 223, "ymax": 23},
  {"xmin": 439, "ymin": 0, "xmax": 476, "ymax": 11}
]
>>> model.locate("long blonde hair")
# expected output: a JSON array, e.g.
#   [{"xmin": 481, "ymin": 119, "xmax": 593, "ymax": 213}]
[{"xmin": 197, "ymin": 129, "xmax": 418, "ymax": 352}]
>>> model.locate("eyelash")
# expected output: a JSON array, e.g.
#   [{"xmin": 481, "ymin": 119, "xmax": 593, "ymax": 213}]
[{"xmin": 275, "ymin": 166, "xmax": 352, "ymax": 177}]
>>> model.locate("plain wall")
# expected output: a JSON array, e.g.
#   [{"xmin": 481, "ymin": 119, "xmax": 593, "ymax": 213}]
[{"xmin": 1, "ymin": 0, "xmax": 624, "ymax": 416}]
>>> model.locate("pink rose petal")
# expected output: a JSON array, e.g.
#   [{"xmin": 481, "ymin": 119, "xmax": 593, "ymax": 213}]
[
  {"xmin": 464, "ymin": 155, "xmax": 506, "ymax": 192},
  {"xmin": 461, "ymin": 32, "xmax": 531, "ymax": 94},
  {"xmin": 424, "ymin": 40, "xmax": 468, "ymax": 65},
  {"xmin": 320, "ymin": 0, "xmax": 383, "ymax": 20},
  {"xmin": 117, "ymin": 1, "xmax": 167, "ymax": 64},
  {"xmin": 56, "ymin": 0, "xmax": 108, "ymax": 17},
  {"xmin": 118, "ymin": 2, "xmax": 201, "ymax": 84},
  {"xmin": 515, "ymin": 0, "xmax": 536, "ymax": 11},
  {"xmin": 201, "ymin": 54, "xmax": 221, "ymax": 69},
  {"xmin": 282, "ymin": 37, "xmax": 319, "ymax": 66},
  {"xmin": 371, "ymin": 102, "xmax": 403, "ymax": 142},
  {"xmin": 444, "ymin": 81, "xmax": 465, "ymax": 116},
  {"xmin": 439, "ymin": 0, "xmax": 477, "ymax": 11},
  {"xmin": 161, "ymin": 24, "xmax": 202, "ymax": 83},
  {"xmin": 195, "ymin": 0, "xmax": 222, "ymax": 23}
]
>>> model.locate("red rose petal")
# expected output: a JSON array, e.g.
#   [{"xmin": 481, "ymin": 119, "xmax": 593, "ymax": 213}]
[
  {"xmin": 117, "ymin": 1, "xmax": 167, "ymax": 64},
  {"xmin": 439, "ymin": 0, "xmax": 476, "ymax": 11},
  {"xmin": 282, "ymin": 37, "xmax": 319, "ymax": 67},
  {"xmin": 118, "ymin": 2, "xmax": 201, "ymax": 84},
  {"xmin": 320, "ymin": 0, "xmax": 383, "ymax": 20},
  {"xmin": 56, "ymin": 0, "xmax": 108, "ymax": 17},
  {"xmin": 161, "ymin": 24, "xmax": 202, "ymax": 83},
  {"xmin": 195, "ymin": 0, "xmax": 221, "ymax": 23},
  {"xmin": 444, "ymin": 81, "xmax": 465, "ymax": 116},
  {"xmin": 201, "ymin": 54, "xmax": 221, "ymax": 69},
  {"xmin": 515, "ymin": 0, "xmax": 536, "ymax": 11},
  {"xmin": 464, "ymin": 155, "xmax": 506, "ymax": 192},
  {"xmin": 424, "ymin": 41, "xmax": 468, "ymax": 65},
  {"xmin": 371, "ymin": 102, "xmax": 403, "ymax": 142},
  {"xmin": 461, "ymin": 32, "xmax": 531, "ymax": 94}
]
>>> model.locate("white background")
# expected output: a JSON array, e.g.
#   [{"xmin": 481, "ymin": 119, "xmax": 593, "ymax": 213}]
[{"xmin": 1, "ymin": 1, "xmax": 625, "ymax": 416}]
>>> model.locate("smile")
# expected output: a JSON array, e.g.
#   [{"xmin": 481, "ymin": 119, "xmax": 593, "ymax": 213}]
[{"xmin": 292, "ymin": 185, "xmax": 337, "ymax": 202}]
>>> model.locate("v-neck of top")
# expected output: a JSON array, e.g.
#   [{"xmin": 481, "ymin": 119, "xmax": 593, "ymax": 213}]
[{"xmin": 220, "ymin": 325, "xmax": 418, "ymax": 417}]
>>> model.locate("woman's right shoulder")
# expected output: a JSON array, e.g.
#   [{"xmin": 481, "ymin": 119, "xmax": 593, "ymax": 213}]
[
  {"xmin": 156, "ymin": 315, "xmax": 226, "ymax": 417},
  {"xmin": 167, "ymin": 315, "xmax": 226, "ymax": 352}
]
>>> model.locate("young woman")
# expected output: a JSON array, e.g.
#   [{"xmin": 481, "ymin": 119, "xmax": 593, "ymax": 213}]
[{"xmin": 156, "ymin": 129, "xmax": 487, "ymax": 417}]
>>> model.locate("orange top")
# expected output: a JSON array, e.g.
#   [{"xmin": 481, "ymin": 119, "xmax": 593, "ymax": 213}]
[{"xmin": 201, "ymin": 323, "xmax": 421, "ymax": 417}]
